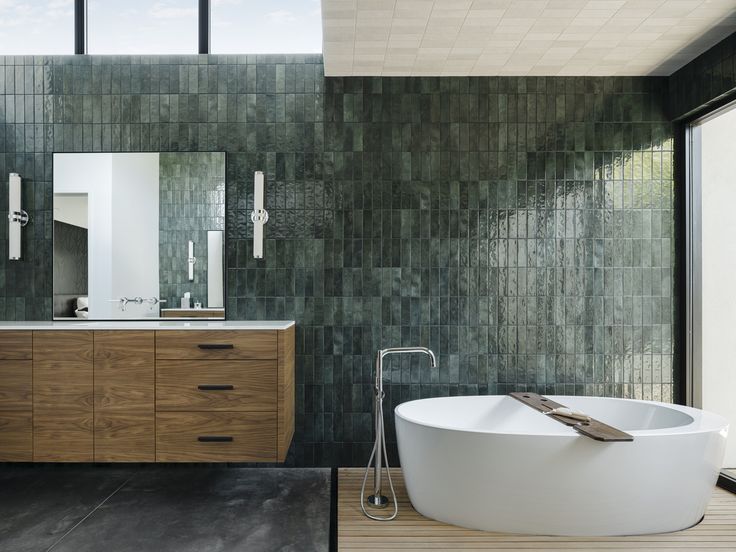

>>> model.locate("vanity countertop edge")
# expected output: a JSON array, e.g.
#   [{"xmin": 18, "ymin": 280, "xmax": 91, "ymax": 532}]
[{"xmin": 0, "ymin": 320, "xmax": 295, "ymax": 331}]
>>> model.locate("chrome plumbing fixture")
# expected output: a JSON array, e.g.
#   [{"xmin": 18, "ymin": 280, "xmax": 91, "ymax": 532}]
[
  {"xmin": 108, "ymin": 297, "xmax": 167, "ymax": 311},
  {"xmin": 360, "ymin": 347, "xmax": 436, "ymax": 521}
]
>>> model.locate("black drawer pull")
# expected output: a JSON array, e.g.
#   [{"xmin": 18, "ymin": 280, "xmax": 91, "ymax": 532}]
[
  {"xmin": 197, "ymin": 436, "xmax": 233, "ymax": 443},
  {"xmin": 197, "ymin": 384, "xmax": 234, "ymax": 391},
  {"xmin": 198, "ymin": 343, "xmax": 234, "ymax": 350}
]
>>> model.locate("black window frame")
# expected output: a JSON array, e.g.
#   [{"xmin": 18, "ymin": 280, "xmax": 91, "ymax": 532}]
[
  {"xmin": 74, "ymin": 0, "xmax": 86, "ymax": 54},
  {"xmin": 74, "ymin": 0, "xmax": 210, "ymax": 54}
]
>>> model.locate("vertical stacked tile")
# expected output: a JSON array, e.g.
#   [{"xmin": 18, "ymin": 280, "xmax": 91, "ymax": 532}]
[
  {"xmin": 0, "ymin": 55, "xmax": 676, "ymax": 466},
  {"xmin": 669, "ymin": 31, "xmax": 736, "ymax": 120}
]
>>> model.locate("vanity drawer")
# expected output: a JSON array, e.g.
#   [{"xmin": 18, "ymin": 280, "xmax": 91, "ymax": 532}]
[
  {"xmin": 0, "ymin": 360, "xmax": 32, "ymax": 410},
  {"xmin": 155, "ymin": 331, "xmax": 278, "ymax": 360},
  {"xmin": 0, "ymin": 411, "xmax": 32, "ymax": 461},
  {"xmin": 156, "ymin": 360, "xmax": 277, "ymax": 411},
  {"xmin": 156, "ymin": 412, "xmax": 277, "ymax": 462},
  {"xmin": 0, "ymin": 331, "xmax": 32, "ymax": 360}
]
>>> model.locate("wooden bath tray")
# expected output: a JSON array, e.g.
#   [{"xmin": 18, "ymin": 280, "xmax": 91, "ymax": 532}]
[{"xmin": 510, "ymin": 392, "xmax": 634, "ymax": 442}]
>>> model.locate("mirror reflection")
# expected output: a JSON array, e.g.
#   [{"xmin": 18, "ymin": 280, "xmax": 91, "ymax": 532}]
[{"xmin": 53, "ymin": 152, "xmax": 226, "ymax": 320}]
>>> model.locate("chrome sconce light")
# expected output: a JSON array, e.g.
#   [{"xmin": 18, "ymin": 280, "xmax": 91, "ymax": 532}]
[
  {"xmin": 8, "ymin": 173, "xmax": 29, "ymax": 260},
  {"xmin": 251, "ymin": 171, "xmax": 268, "ymax": 259}
]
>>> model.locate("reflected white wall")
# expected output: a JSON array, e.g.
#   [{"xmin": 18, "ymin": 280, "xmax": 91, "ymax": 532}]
[{"xmin": 110, "ymin": 154, "xmax": 160, "ymax": 318}]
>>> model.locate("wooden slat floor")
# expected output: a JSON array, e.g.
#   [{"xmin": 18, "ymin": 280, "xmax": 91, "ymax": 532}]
[{"xmin": 339, "ymin": 468, "xmax": 736, "ymax": 551}]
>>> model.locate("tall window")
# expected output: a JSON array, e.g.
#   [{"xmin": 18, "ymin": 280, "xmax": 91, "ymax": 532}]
[
  {"xmin": 211, "ymin": 0, "xmax": 322, "ymax": 54},
  {"xmin": 0, "ymin": 0, "xmax": 74, "ymax": 55},
  {"xmin": 88, "ymin": 0, "xmax": 198, "ymax": 54},
  {"xmin": 687, "ymin": 100, "xmax": 736, "ymax": 477}
]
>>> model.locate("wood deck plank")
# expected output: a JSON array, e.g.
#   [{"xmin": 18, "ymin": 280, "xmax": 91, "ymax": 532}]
[{"xmin": 339, "ymin": 468, "xmax": 736, "ymax": 551}]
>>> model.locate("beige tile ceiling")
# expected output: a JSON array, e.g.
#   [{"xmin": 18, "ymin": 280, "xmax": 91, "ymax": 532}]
[{"xmin": 321, "ymin": 0, "xmax": 736, "ymax": 76}]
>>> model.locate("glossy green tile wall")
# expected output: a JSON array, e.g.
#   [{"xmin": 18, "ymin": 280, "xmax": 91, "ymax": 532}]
[
  {"xmin": 0, "ymin": 55, "xmax": 675, "ymax": 465},
  {"xmin": 670, "ymin": 31, "xmax": 736, "ymax": 120}
]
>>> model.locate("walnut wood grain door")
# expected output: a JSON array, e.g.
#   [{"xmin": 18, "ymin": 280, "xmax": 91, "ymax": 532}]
[
  {"xmin": 94, "ymin": 331, "xmax": 155, "ymax": 462},
  {"xmin": 33, "ymin": 331, "xmax": 94, "ymax": 461},
  {"xmin": 0, "ymin": 331, "xmax": 33, "ymax": 461}
]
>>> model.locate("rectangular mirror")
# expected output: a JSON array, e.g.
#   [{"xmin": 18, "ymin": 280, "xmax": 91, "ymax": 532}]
[{"xmin": 53, "ymin": 152, "xmax": 226, "ymax": 320}]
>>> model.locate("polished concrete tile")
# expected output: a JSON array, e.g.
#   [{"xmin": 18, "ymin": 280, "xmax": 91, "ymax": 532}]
[
  {"xmin": 50, "ymin": 468, "xmax": 330, "ymax": 552},
  {"xmin": 0, "ymin": 466, "xmax": 133, "ymax": 552}
]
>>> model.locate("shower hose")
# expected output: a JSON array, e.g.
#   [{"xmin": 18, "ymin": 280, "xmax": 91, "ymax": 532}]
[{"xmin": 359, "ymin": 390, "xmax": 398, "ymax": 521}]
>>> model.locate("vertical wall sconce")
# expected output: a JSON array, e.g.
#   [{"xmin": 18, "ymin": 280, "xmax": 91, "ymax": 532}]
[
  {"xmin": 8, "ymin": 173, "xmax": 28, "ymax": 260},
  {"xmin": 188, "ymin": 240, "xmax": 196, "ymax": 281},
  {"xmin": 251, "ymin": 171, "xmax": 269, "ymax": 259}
]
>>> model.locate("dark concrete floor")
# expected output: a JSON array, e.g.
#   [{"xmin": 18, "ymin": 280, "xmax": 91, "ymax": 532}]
[{"xmin": 0, "ymin": 466, "xmax": 331, "ymax": 552}]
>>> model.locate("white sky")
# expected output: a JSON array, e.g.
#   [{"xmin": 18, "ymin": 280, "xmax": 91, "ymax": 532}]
[
  {"xmin": 0, "ymin": 0, "xmax": 323, "ymax": 55},
  {"xmin": 212, "ymin": 0, "xmax": 322, "ymax": 54},
  {"xmin": 0, "ymin": 0, "xmax": 75, "ymax": 55}
]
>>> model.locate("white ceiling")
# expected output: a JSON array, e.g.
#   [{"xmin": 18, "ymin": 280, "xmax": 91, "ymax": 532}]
[{"xmin": 321, "ymin": 0, "xmax": 736, "ymax": 76}]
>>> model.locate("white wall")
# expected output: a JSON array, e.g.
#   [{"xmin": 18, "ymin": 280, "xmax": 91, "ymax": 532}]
[
  {"xmin": 110, "ymin": 154, "xmax": 160, "ymax": 318},
  {"xmin": 700, "ymin": 106, "xmax": 736, "ymax": 468}
]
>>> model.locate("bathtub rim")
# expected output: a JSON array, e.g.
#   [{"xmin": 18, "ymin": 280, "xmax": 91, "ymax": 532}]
[{"xmin": 394, "ymin": 395, "xmax": 729, "ymax": 438}]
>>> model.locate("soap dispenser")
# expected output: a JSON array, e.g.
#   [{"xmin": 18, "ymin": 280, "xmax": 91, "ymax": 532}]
[{"xmin": 181, "ymin": 292, "xmax": 191, "ymax": 309}]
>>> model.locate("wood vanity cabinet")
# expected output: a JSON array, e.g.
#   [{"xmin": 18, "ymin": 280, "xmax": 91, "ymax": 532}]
[
  {"xmin": 0, "ymin": 325, "xmax": 295, "ymax": 463},
  {"xmin": 154, "ymin": 329, "xmax": 293, "ymax": 462}
]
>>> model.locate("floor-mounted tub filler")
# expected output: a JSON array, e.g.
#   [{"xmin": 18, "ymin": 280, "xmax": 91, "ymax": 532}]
[
  {"xmin": 360, "ymin": 347, "xmax": 437, "ymax": 521},
  {"xmin": 395, "ymin": 395, "xmax": 728, "ymax": 536}
]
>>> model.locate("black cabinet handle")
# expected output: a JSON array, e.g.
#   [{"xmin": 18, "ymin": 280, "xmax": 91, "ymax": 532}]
[
  {"xmin": 197, "ymin": 343, "xmax": 234, "ymax": 350},
  {"xmin": 197, "ymin": 436, "xmax": 233, "ymax": 442},
  {"xmin": 197, "ymin": 384, "xmax": 234, "ymax": 391}
]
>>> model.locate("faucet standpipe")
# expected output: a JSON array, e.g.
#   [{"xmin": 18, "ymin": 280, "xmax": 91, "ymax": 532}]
[{"xmin": 360, "ymin": 347, "xmax": 436, "ymax": 522}]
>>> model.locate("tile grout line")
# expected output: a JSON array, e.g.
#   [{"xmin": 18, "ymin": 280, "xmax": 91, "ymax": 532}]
[{"xmin": 45, "ymin": 474, "xmax": 135, "ymax": 552}]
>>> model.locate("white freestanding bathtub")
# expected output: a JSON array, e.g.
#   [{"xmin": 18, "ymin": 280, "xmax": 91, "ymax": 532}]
[{"xmin": 395, "ymin": 395, "xmax": 728, "ymax": 536}]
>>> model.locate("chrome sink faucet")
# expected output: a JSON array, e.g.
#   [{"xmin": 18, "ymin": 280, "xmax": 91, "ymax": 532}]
[
  {"xmin": 360, "ymin": 347, "xmax": 436, "ymax": 521},
  {"xmin": 107, "ymin": 297, "xmax": 167, "ymax": 311}
]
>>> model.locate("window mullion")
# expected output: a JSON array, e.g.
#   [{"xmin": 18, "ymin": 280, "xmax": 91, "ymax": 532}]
[{"xmin": 199, "ymin": 0, "xmax": 210, "ymax": 54}]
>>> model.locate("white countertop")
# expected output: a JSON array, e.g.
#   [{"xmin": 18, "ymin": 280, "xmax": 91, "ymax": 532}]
[
  {"xmin": 0, "ymin": 320, "xmax": 295, "ymax": 331},
  {"xmin": 159, "ymin": 308, "xmax": 225, "ymax": 312}
]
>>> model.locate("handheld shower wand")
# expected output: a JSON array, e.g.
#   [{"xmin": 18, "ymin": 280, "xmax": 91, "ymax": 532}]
[{"xmin": 360, "ymin": 347, "xmax": 437, "ymax": 521}]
